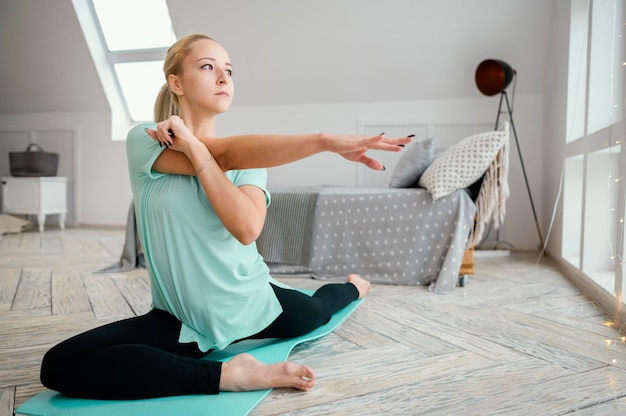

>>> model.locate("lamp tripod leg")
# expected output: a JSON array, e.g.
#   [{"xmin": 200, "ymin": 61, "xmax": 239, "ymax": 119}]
[
  {"xmin": 501, "ymin": 92, "xmax": 546, "ymax": 252},
  {"xmin": 494, "ymin": 92, "xmax": 505, "ymax": 130}
]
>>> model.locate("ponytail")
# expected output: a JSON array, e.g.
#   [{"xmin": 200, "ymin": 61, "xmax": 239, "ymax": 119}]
[{"xmin": 154, "ymin": 83, "xmax": 179, "ymax": 122}]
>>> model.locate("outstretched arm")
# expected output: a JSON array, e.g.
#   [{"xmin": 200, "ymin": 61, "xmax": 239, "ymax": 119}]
[
  {"xmin": 198, "ymin": 132, "xmax": 410, "ymax": 172},
  {"xmin": 146, "ymin": 116, "xmax": 411, "ymax": 175}
]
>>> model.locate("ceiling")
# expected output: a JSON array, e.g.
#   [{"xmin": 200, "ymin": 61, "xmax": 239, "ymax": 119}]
[{"xmin": 0, "ymin": 0, "xmax": 555, "ymax": 115}]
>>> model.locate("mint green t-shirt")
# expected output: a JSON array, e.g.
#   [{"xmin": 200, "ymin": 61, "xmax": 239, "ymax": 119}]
[{"xmin": 126, "ymin": 123, "xmax": 284, "ymax": 351}]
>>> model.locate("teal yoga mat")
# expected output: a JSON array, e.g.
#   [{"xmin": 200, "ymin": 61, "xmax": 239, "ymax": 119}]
[{"xmin": 17, "ymin": 293, "xmax": 363, "ymax": 416}]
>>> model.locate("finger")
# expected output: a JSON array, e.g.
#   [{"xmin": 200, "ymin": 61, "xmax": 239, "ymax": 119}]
[
  {"xmin": 144, "ymin": 128, "xmax": 165, "ymax": 148},
  {"xmin": 359, "ymin": 156, "xmax": 386, "ymax": 171},
  {"xmin": 380, "ymin": 136, "xmax": 413, "ymax": 146},
  {"xmin": 156, "ymin": 124, "xmax": 174, "ymax": 147},
  {"xmin": 370, "ymin": 136, "xmax": 413, "ymax": 151},
  {"xmin": 370, "ymin": 143, "xmax": 404, "ymax": 152},
  {"xmin": 363, "ymin": 134, "xmax": 411, "ymax": 146},
  {"xmin": 145, "ymin": 128, "xmax": 157, "ymax": 140}
]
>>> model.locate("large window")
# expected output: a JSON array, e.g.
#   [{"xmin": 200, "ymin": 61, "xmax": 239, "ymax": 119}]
[
  {"xmin": 72, "ymin": 0, "xmax": 176, "ymax": 137},
  {"xmin": 563, "ymin": 0, "xmax": 625, "ymax": 304}
]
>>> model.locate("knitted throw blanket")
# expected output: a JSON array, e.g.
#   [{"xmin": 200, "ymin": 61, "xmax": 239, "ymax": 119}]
[{"xmin": 469, "ymin": 129, "xmax": 510, "ymax": 247}]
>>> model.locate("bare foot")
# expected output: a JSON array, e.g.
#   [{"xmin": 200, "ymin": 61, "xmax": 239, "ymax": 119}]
[
  {"xmin": 347, "ymin": 274, "xmax": 371, "ymax": 298},
  {"xmin": 219, "ymin": 353, "xmax": 316, "ymax": 392}
]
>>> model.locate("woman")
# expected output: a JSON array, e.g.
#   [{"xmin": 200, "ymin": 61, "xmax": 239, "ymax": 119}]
[{"xmin": 41, "ymin": 34, "xmax": 410, "ymax": 400}]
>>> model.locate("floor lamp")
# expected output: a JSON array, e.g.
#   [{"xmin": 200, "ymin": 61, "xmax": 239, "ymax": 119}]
[{"xmin": 475, "ymin": 59, "xmax": 545, "ymax": 252}]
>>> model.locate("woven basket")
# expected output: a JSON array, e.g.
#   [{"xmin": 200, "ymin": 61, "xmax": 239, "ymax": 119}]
[{"xmin": 9, "ymin": 143, "xmax": 59, "ymax": 177}]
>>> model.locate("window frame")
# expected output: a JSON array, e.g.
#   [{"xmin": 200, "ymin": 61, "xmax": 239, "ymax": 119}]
[
  {"xmin": 72, "ymin": 0, "xmax": 173, "ymax": 139},
  {"xmin": 562, "ymin": 0, "xmax": 625, "ymax": 306}
]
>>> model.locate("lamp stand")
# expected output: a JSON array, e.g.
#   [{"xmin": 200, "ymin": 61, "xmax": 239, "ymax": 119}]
[{"xmin": 494, "ymin": 91, "xmax": 545, "ymax": 252}]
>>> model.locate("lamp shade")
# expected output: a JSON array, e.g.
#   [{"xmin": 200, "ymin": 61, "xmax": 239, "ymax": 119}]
[{"xmin": 475, "ymin": 59, "xmax": 516, "ymax": 96}]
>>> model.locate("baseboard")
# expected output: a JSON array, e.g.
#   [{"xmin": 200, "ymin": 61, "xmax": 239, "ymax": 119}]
[
  {"xmin": 474, "ymin": 249, "xmax": 510, "ymax": 258},
  {"xmin": 552, "ymin": 254, "xmax": 626, "ymax": 334}
]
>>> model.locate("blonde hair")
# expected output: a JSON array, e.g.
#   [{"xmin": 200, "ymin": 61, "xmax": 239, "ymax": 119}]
[{"xmin": 154, "ymin": 34, "xmax": 215, "ymax": 122}]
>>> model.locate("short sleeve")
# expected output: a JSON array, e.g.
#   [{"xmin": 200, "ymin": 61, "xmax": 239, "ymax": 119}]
[
  {"xmin": 227, "ymin": 168, "xmax": 271, "ymax": 207},
  {"xmin": 126, "ymin": 123, "xmax": 167, "ymax": 182}
]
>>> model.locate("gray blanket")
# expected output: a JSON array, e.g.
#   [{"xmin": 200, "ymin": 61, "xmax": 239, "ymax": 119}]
[
  {"xmin": 257, "ymin": 186, "xmax": 322, "ymax": 265},
  {"xmin": 258, "ymin": 186, "xmax": 476, "ymax": 294},
  {"xmin": 97, "ymin": 201, "xmax": 145, "ymax": 273}
]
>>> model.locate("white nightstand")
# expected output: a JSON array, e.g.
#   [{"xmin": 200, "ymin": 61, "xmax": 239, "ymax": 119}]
[{"xmin": 1, "ymin": 176, "xmax": 67, "ymax": 232}]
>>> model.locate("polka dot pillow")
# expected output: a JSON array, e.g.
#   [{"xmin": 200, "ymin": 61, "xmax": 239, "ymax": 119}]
[{"xmin": 418, "ymin": 122, "xmax": 509, "ymax": 200}]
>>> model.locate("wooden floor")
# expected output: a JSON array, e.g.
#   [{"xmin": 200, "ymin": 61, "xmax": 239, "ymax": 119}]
[{"xmin": 1, "ymin": 227, "xmax": 626, "ymax": 415}]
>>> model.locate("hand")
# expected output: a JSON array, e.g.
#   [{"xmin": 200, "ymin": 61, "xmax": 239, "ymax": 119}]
[
  {"xmin": 144, "ymin": 116, "xmax": 200, "ymax": 155},
  {"xmin": 325, "ymin": 133, "xmax": 413, "ymax": 171}
]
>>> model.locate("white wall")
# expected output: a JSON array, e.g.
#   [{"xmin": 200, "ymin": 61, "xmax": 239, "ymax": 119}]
[{"xmin": 542, "ymin": 0, "xmax": 573, "ymax": 258}]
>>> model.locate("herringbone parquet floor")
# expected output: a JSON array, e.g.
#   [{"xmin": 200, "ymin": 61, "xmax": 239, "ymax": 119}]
[{"xmin": 1, "ymin": 227, "xmax": 625, "ymax": 415}]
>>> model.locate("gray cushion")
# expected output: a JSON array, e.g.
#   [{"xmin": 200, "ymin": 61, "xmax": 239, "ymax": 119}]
[{"xmin": 389, "ymin": 137, "xmax": 434, "ymax": 188}]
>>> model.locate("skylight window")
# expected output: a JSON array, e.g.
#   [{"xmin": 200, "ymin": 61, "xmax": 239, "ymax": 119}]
[
  {"xmin": 114, "ymin": 61, "xmax": 166, "ymax": 121},
  {"xmin": 92, "ymin": 0, "xmax": 176, "ymax": 51},
  {"xmin": 73, "ymin": 0, "xmax": 177, "ymax": 131}
]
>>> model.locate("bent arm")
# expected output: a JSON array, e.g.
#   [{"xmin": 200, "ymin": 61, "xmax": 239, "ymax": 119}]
[{"xmin": 180, "ymin": 141, "xmax": 268, "ymax": 245}]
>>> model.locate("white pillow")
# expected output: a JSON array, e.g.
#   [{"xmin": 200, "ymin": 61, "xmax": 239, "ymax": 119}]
[
  {"xmin": 389, "ymin": 137, "xmax": 433, "ymax": 188},
  {"xmin": 418, "ymin": 122, "xmax": 509, "ymax": 200}
]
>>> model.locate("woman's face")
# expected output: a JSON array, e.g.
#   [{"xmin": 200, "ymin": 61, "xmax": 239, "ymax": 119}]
[{"xmin": 173, "ymin": 38, "xmax": 234, "ymax": 115}]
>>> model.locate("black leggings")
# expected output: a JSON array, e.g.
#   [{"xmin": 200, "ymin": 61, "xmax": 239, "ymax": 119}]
[{"xmin": 40, "ymin": 282, "xmax": 358, "ymax": 400}]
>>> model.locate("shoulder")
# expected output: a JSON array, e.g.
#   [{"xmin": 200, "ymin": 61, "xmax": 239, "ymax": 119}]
[
  {"xmin": 127, "ymin": 123, "xmax": 156, "ymax": 145},
  {"xmin": 126, "ymin": 122, "xmax": 164, "ymax": 178},
  {"xmin": 126, "ymin": 122, "xmax": 157, "ymax": 154}
]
